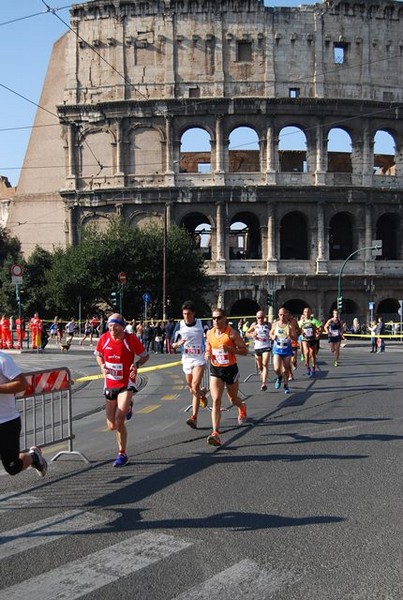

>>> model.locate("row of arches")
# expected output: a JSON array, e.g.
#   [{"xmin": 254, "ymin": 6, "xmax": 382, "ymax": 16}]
[
  {"xmin": 76, "ymin": 121, "xmax": 399, "ymax": 183},
  {"xmin": 182, "ymin": 210, "xmax": 400, "ymax": 261}
]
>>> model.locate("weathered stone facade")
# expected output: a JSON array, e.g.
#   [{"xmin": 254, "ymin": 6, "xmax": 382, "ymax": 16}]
[{"xmin": 8, "ymin": 0, "xmax": 403, "ymax": 320}]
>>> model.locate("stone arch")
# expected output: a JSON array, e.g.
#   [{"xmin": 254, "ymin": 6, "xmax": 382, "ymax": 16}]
[
  {"xmin": 179, "ymin": 126, "xmax": 213, "ymax": 173},
  {"xmin": 79, "ymin": 127, "xmax": 116, "ymax": 181},
  {"xmin": 278, "ymin": 125, "xmax": 308, "ymax": 173},
  {"xmin": 376, "ymin": 213, "xmax": 399, "ymax": 260},
  {"xmin": 327, "ymin": 127, "xmax": 352, "ymax": 173},
  {"xmin": 81, "ymin": 214, "xmax": 110, "ymax": 233},
  {"xmin": 229, "ymin": 297, "xmax": 260, "ymax": 317},
  {"xmin": 228, "ymin": 126, "xmax": 260, "ymax": 172},
  {"xmin": 126, "ymin": 125, "xmax": 164, "ymax": 175},
  {"xmin": 282, "ymin": 298, "xmax": 309, "ymax": 317},
  {"xmin": 329, "ymin": 297, "xmax": 359, "ymax": 317},
  {"xmin": 229, "ymin": 211, "xmax": 261, "ymax": 259},
  {"xmin": 373, "ymin": 130, "xmax": 396, "ymax": 175},
  {"xmin": 377, "ymin": 298, "xmax": 400, "ymax": 321},
  {"xmin": 180, "ymin": 211, "xmax": 212, "ymax": 259},
  {"xmin": 329, "ymin": 212, "xmax": 354, "ymax": 260},
  {"xmin": 280, "ymin": 211, "xmax": 309, "ymax": 260},
  {"xmin": 128, "ymin": 210, "xmax": 162, "ymax": 229}
]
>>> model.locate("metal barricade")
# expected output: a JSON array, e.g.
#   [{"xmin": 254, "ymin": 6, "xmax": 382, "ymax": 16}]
[{"xmin": 16, "ymin": 367, "xmax": 89, "ymax": 464}]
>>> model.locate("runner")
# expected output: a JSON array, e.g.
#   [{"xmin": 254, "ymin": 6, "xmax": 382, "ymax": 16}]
[
  {"xmin": 171, "ymin": 301, "xmax": 207, "ymax": 430},
  {"xmin": 324, "ymin": 309, "xmax": 345, "ymax": 366},
  {"xmin": 298, "ymin": 307, "xmax": 322, "ymax": 377},
  {"xmin": 269, "ymin": 307, "xmax": 297, "ymax": 394},
  {"xmin": 205, "ymin": 308, "xmax": 248, "ymax": 447},
  {"xmin": 246, "ymin": 310, "xmax": 271, "ymax": 391},
  {"xmin": 95, "ymin": 313, "xmax": 149, "ymax": 467}
]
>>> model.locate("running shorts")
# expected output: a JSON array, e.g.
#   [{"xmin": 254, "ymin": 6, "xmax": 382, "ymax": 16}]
[{"xmin": 210, "ymin": 363, "xmax": 240, "ymax": 385}]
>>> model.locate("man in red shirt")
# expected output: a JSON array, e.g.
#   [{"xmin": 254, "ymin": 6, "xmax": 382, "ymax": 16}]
[{"xmin": 95, "ymin": 313, "xmax": 149, "ymax": 467}]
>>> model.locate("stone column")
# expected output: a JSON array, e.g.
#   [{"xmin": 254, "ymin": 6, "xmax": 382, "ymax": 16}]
[
  {"xmin": 316, "ymin": 203, "xmax": 328, "ymax": 273},
  {"xmin": 215, "ymin": 202, "xmax": 226, "ymax": 273},
  {"xmin": 214, "ymin": 116, "xmax": 225, "ymax": 185},
  {"xmin": 362, "ymin": 122, "xmax": 374, "ymax": 186},
  {"xmin": 364, "ymin": 205, "xmax": 376, "ymax": 274},
  {"xmin": 315, "ymin": 122, "xmax": 326, "ymax": 185},
  {"xmin": 114, "ymin": 120, "xmax": 125, "ymax": 186},
  {"xmin": 164, "ymin": 116, "xmax": 175, "ymax": 186},
  {"xmin": 267, "ymin": 204, "xmax": 278, "ymax": 273},
  {"xmin": 265, "ymin": 124, "xmax": 277, "ymax": 185}
]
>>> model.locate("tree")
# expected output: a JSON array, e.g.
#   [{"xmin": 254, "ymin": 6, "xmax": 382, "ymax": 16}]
[
  {"xmin": 0, "ymin": 227, "xmax": 23, "ymax": 315},
  {"xmin": 43, "ymin": 218, "xmax": 211, "ymax": 319}
]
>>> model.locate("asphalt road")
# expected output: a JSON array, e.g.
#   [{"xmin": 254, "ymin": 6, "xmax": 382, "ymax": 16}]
[{"xmin": 0, "ymin": 339, "xmax": 402, "ymax": 599}]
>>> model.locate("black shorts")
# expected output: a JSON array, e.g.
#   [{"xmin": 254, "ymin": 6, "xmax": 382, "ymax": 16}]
[
  {"xmin": 255, "ymin": 346, "xmax": 271, "ymax": 357},
  {"xmin": 0, "ymin": 417, "xmax": 23, "ymax": 475},
  {"xmin": 104, "ymin": 385, "xmax": 138, "ymax": 401},
  {"xmin": 302, "ymin": 339, "xmax": 319, "ymax": 349},
  {"xmin": 210, "ymin": 363, "xmax": 240, "ymax": 385}
]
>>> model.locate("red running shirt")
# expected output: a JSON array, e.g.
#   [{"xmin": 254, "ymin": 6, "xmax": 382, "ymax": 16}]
[{"xmin": 96, "ymin": 332, "xmax": 146, "ymax": 389}]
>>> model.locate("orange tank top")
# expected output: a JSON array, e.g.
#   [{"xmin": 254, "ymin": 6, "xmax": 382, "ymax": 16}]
[{"xmin": 207, "ymin": 325, "xmax": 237, "ymax": 367}]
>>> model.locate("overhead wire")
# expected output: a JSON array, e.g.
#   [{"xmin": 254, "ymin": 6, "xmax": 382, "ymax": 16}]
[{"xmin": 0, "ymin": 0, "xmax": 401, "ymax": 175}]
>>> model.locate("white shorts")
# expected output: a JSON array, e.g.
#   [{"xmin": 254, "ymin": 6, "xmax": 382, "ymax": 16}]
[{"xmin": 182, "ymin": 357, "xmax": 206, "ymax": 375}]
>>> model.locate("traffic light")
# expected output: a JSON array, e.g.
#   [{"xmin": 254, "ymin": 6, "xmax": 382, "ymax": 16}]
[
  {"xmin": 337, "ymin": 296, "xmax": 343, "ymax": 312},
  {"xmin": 110, "ymin": 291, "xmax": 118, "ymax": 308},
  {"xmin": 267, "ymin": 293, "xmax": 273, "ymax": 306}
]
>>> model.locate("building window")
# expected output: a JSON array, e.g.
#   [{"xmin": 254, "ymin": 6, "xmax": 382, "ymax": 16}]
[
  {"xmin": 189, "ymin": 87, "xmax": 200, "ymax": 98},
  {"xmin": 334, "ymin": 43, "xmax": 348, "ymax": 64},
  {"xmin": 237, "ymin": 41, "xmax": 252, "ymax": 62},
  {"xmin": 197, "ymin": 162, "xmax": 211, "ymax": 173},
  {"xmin": 289, "ymin": 88, "xmax": 300, "ymax": 99}
]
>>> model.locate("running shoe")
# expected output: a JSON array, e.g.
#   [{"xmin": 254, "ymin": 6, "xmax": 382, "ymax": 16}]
[
  {"xmin": 29, "ymin": 446, "xmax": 48, "ymax": 478},
  {"xmin": 199, "ymin": 388, "xmax": 208, "ymax": 409},
  {"xmin": 126, "ymin": 400, "xmax": 133, "ymax": 421},
  {"xmin": 261, "ymin": 383, "xmax": 267, "ymax": 391},
  {"xmin": 186, "ymin": 415, "xmax": 197, "ymax": 429},
  {"xmin": 275, "ymin": 375, "xmax": 282, "ymax": 389},
  {"xmin": 284, "ymin": 384, "xmax": 290, "ymax": 394},
  {"xmin": 238, "ymin": 402, "xmax": 247, "ymax": 425},
  {"xmin": 334, "ymin": 361, "xmax": 338, "ymax": 367},
  {"xmin": 113, "ymin": 453, "xmax": 129, "ymax": 467},
  {"xmin": 207, "ymin": 431, "xmax": 221, "ymax": 446},
  {"xmin": 305, "ymin": 367, "xmax": 311, "ymax": 377},
  {"xmin": 310, "ymin": 368, "xmax": 316, "ymax": 377}
]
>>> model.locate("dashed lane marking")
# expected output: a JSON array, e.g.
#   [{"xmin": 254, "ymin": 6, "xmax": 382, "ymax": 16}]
[{"xmin": 135, "ymin": 404, "xmax": 162, "ymax": 414}]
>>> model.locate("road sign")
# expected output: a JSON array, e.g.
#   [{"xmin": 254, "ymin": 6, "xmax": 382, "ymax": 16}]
[
  {"xmin": 11, "ymin": 264, "xmax": 23, "ymax": 277},
  {"xmin": 142, "ymin": 292, "xmax": 151, "ymax": 303},
  {"xmin": 368, "ymin": 301, "xmax": 375, "ymax": 310},
  {"xmin": 118, "ymin": 271, "xmax": 126, "ymax": 284}
]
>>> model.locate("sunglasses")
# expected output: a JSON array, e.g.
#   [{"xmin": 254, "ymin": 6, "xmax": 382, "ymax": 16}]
[{"xmin": 212, "ymin": 315, "xmax": 223, "ymax": 321}]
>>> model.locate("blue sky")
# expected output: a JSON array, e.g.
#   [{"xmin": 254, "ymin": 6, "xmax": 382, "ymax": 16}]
[{"xmin": 0, "ymin": 0, "xmax": 392, "ymax": 187}]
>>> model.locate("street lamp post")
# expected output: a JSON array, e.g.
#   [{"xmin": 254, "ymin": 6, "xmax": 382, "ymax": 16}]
[
  {"xmin": 336, "ymin": 243, "xmax": 382, "ymax": 312},
  {"xmin": 162, "ymin": 204, "xmax": 168, "ymax": 321}
]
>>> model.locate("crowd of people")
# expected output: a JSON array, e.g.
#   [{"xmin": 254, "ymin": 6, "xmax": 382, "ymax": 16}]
[{"xmin": 0, "ymin": 302, "xmax": 393, "ymax": 478}]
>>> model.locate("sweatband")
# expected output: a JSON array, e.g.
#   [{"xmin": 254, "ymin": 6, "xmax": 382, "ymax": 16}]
[{"xmin": 107, "ymin": 317, "xmax": 125, "ymax": 327}]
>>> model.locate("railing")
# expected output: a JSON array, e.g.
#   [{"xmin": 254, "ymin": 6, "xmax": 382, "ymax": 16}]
[{"xmin": 17, "ymin": 367, "xmax": 89, "ymax": 464}]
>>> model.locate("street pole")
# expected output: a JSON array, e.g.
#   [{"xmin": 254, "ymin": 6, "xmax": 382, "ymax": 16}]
[
  {"xmin": 337, "ymin": 244, "xmax": 382, "ymax": 312},
  {"xmin": 120, "ymin": 283, "xmax": 123, "ymax": 315},
  {"xmin": 162, "ymin": 203, "xmax": 168, "ymax": 321}
]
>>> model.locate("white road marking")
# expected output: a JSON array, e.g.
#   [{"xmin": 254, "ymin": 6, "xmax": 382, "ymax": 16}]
[
  {"xmin": 172, "ymin": 558, "xmax": 294, "ymax": 600},
  {"xmin": 0, "ymin": 509, "xmax": 110, "ymax": 559},
  {"xmin": 0, "ymin": 493, "xmax": 40, "ymax": 509},
  {"xmin": 1, "ymin": 532, "xmax": 193, "ymax": 600}
]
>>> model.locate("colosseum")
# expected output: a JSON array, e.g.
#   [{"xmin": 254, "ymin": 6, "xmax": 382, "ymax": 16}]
[{"xmin": 7, "ymin": 0, "xmax": 403, "ymax": 321}]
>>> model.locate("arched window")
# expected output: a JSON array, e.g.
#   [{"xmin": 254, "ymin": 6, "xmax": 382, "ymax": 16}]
[
  {"xmin": 280, "ymin": 212, "xmax": 308, "ymax": 259},
  {"xmin": 327, "ymin": 128, "xmax": 352, "ymax": 173},
  {"xmin": 278, "ymin": 126, "xmax": 308, "ymax": 173},
  {"xmin": 180, "ymin": 212, "xmax": 212, "ymax": 259},
  {"xmin": 373, "ymin": 130, "xmax": 396, "ymax": 176},
  {"xmin": 376, "ymin": 213, "xmax": 399, "ymax": 260},
  {"xmin": 229, "ymin": 212, "xmax": 261, "ymax": 259},
  {"xmin": 228, "ymin": 126, "xmax": 259, "ymax": 172},
  {"xmin": 127, "ymin": 127, "xmax": 163, "ymax": 175},
  {"xmin": 329, "ymin": 213, "xmax": 353, "ymax": 260},
  {"xmin": 180, "ymin": 127, "xmax": 212, "ymax": 173}
]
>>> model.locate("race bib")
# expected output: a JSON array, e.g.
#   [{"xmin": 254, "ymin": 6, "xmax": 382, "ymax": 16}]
[
  {"xmin": 276, "ymin": 336, "xmax": 289, "ymax": 349},
  {"xmin": 212, "ymin": 348, "xmax": 230, "ymax": 365},
  {"xmin": 184, "ymin": 345, "xmax": 202, "ymax": 355},
  {"xmin": 105, "ymin": 360, "xmax": 123, "ymax": 381},
  {"xmin": 330, "ymin": 329, "xmax": 339, "ymax": 337},
  {"xmin": 304, "ymin": 327, "xmax": 314, "ymax": 338}
]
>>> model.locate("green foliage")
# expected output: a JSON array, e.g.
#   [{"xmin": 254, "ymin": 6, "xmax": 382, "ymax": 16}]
[
  {"xmin": 0, "ymin": 227, "xmax": 23, "ymax": 315},
  {"xmin": 41, "ymin": 218, "xmax": 211, "ymax": 319}
]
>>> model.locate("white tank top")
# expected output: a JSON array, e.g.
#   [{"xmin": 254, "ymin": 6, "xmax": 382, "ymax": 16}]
[
  {"xmin": 254, "ymin": 323, "xmax": 271, "ymax": 349},
  {"xmin": 178, "ymin": 319, "xmax": 205, "ymax": 356}
]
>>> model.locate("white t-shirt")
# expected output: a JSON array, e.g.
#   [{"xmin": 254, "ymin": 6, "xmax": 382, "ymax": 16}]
[
  {"xmin": 0, "ymin": 351, "xmax": 23, "ymax": 424},
  {"xmin": 178, "ymin": 319, "xmax": 206, "ymax": 360}
]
